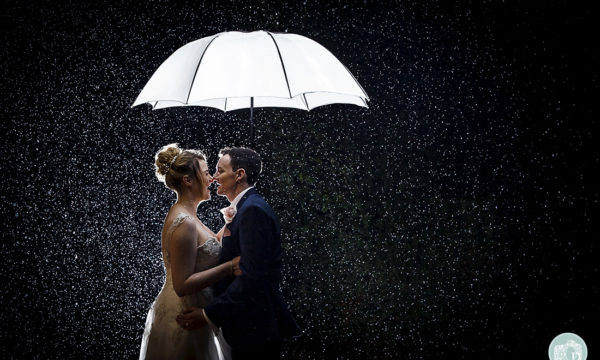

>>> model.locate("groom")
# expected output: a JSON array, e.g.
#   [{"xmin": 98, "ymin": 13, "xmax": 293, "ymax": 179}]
[{"xmin": 177, "ymin": 147, "xmax": 299, "ymax": 359}]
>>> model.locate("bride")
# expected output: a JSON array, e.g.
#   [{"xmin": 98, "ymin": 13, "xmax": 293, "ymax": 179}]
[{"xmin": 140, "ymin": 144, "xmax": 238, "ymax": 360}]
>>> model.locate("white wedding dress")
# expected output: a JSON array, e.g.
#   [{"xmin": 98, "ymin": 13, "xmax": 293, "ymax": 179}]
[{"xmin": 139, "ymin": 213, "xmax": 231, "ymax": 360}]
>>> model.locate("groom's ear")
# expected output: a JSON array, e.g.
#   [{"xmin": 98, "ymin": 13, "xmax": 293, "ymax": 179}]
[{"xmin": 236, "ymin": 168, "xmax": 247, "ymax": 183}]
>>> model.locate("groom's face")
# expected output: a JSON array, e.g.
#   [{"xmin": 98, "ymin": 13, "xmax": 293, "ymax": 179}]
[{"xmin": 214, "ymin": 154, "xmax": 236, "ymax": 201}]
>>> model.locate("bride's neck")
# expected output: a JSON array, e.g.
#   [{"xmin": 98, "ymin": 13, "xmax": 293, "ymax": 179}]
[{"xmin": 175, "ymin": 194, "xmax": 200, "ymax": 212}]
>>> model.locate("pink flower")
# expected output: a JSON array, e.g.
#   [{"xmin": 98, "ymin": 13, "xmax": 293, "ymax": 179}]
[{"xmin": 220, "ymin": 205, "xmax": 237, "ymax": 224}]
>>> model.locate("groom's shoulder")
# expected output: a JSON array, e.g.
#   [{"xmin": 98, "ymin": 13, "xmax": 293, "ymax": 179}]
[
  {"xmin": 246, "ymin": 192, "xmax": 276, "ymax": 215},
  {"xmin": 246, "ymin": 192, "xmax": 269, "ymax": 209}
]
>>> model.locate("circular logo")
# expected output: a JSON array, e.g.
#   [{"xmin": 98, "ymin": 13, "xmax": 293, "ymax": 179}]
[{"xmin": 548, "ymin": 333, "xmax": 587, "ymax": 360}]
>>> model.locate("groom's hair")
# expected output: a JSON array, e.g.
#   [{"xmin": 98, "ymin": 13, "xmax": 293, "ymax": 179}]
[{"xmin": 219, "ymin": 147, "xmax": 262, "ymax": 186}]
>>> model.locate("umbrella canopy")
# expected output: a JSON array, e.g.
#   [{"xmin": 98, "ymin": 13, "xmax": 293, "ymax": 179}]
[{"xmin": 132, "ymin": 30, "xmax": 369, "ymax": 111}]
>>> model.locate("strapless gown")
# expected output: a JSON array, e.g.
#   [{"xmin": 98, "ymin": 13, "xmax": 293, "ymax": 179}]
[{"xmin": 139, "ymin": 213, "xmax": 231, "ymax": 360}]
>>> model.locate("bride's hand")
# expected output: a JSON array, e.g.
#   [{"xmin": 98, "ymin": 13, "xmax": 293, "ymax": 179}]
[{"xmin": 232, "ymin": 256, "xmax": 242, "ymax": 276}]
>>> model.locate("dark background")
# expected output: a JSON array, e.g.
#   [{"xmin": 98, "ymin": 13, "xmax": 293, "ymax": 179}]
[{"xmin": 1, "ymin": 0, "xmax": 597, "ymax": 359}]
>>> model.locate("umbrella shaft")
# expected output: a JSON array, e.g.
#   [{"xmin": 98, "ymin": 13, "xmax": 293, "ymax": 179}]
[{"xmin": 250, "ymin": 97, "xmax": 254, "ymax": 148}]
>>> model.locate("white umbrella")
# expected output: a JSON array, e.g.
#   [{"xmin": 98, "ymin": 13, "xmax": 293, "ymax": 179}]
[{"xmin": 132, "ymin": 30, "xmax": 369, "ymax": 144}]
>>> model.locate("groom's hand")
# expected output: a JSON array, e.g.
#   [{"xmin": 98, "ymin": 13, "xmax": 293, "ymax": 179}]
[
  {"xmin": 176, "ymin": 307, "xmax": 208, "ymax": 331},
  {"xmin": 232, "ymin": 256, "xmax": 242, "ymax": 276}
]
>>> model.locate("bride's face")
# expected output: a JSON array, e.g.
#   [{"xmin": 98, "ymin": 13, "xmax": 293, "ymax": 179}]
[{"xmin": 196, "ymin": 159, "xmax": 212, "ymax": 201}]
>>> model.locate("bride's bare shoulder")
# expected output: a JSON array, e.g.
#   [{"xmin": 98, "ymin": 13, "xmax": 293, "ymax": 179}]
[{"xmin": 162, "ymin": 211, "xmax": 193, "ymax": 236}]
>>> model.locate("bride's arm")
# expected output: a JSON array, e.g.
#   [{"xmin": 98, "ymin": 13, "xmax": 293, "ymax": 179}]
[{"xmin": 170, "ymin": 220, "xmax": 239, "ymax": 297}]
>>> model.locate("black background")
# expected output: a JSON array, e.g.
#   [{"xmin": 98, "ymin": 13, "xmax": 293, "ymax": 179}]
[{"xmin": 1, "ymin": 0, "xmax": 597, "ymax": 359}]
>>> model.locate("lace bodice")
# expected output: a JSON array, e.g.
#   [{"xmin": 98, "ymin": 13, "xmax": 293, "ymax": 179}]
[{"xmin": 162, "ymin": 213, "xmax": 221, "ymax": 273}]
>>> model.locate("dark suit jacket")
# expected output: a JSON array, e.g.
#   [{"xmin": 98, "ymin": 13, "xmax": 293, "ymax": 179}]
[{"xmin": 204, "ymin": 188, "xmax": 300, "ymax": 349}]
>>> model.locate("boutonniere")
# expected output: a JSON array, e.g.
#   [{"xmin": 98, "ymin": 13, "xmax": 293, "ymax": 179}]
[{"xmin": 220, "ymin": 205, "xmax": 237, "ymax": 224}]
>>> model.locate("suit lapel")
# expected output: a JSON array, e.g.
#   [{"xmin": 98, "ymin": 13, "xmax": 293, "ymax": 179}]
[
  {"xmin": 235, "ymin": 187, "xmax": 257, "ymax": 212},
  {"xmin": 223, "ymin": 188, "xmax": 257, "ymax": 253},
  {"xmin": 225, "ymin": 188, "xmax": 257, "ymax": 229}
]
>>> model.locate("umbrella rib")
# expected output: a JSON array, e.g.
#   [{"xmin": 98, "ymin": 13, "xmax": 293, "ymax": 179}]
[
  {"xmin": 340, "ymin": 62, "xmax": 370, "ymax": 100},
  {"xmin": 185, "ymin": 34, "xmax": 222, "ymax": 105},
  {"xmin": 316, "ymin": 41, "xmax": 370, "ymax": 100},
  {"xmin": 266, "ymin": 32, "xmax": 292, "ymax": 99},
  {"xmin": 302, "ymin": 93, "xmax": 309, "ymax": 110}
]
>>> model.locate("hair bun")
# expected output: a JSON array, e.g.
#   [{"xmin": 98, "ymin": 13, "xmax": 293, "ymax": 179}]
[{"xmin": 155, "ymin": 143, "xmax": 182, "ymax": 180}]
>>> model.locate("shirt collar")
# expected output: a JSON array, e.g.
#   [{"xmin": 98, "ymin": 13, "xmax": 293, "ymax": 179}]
[{"xmin": 230, "ymin": 186, "xmax": 254, "ymax": 208}]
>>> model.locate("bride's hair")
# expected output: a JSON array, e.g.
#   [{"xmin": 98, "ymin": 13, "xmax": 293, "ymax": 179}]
[{"xmin": 155, "ymin": 143, "xmax": 207, "ymax": 192}]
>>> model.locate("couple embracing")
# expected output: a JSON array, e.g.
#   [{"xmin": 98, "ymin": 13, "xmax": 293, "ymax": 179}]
[{"xmin": 139, "ymin": 145, "xmax": 299, "ymax": 360}]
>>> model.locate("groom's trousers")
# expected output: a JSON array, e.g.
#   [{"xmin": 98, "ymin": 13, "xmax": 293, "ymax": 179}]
[{"xmin": 231, "ymin": 341, "xmax": 282, "ymax": 360}]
